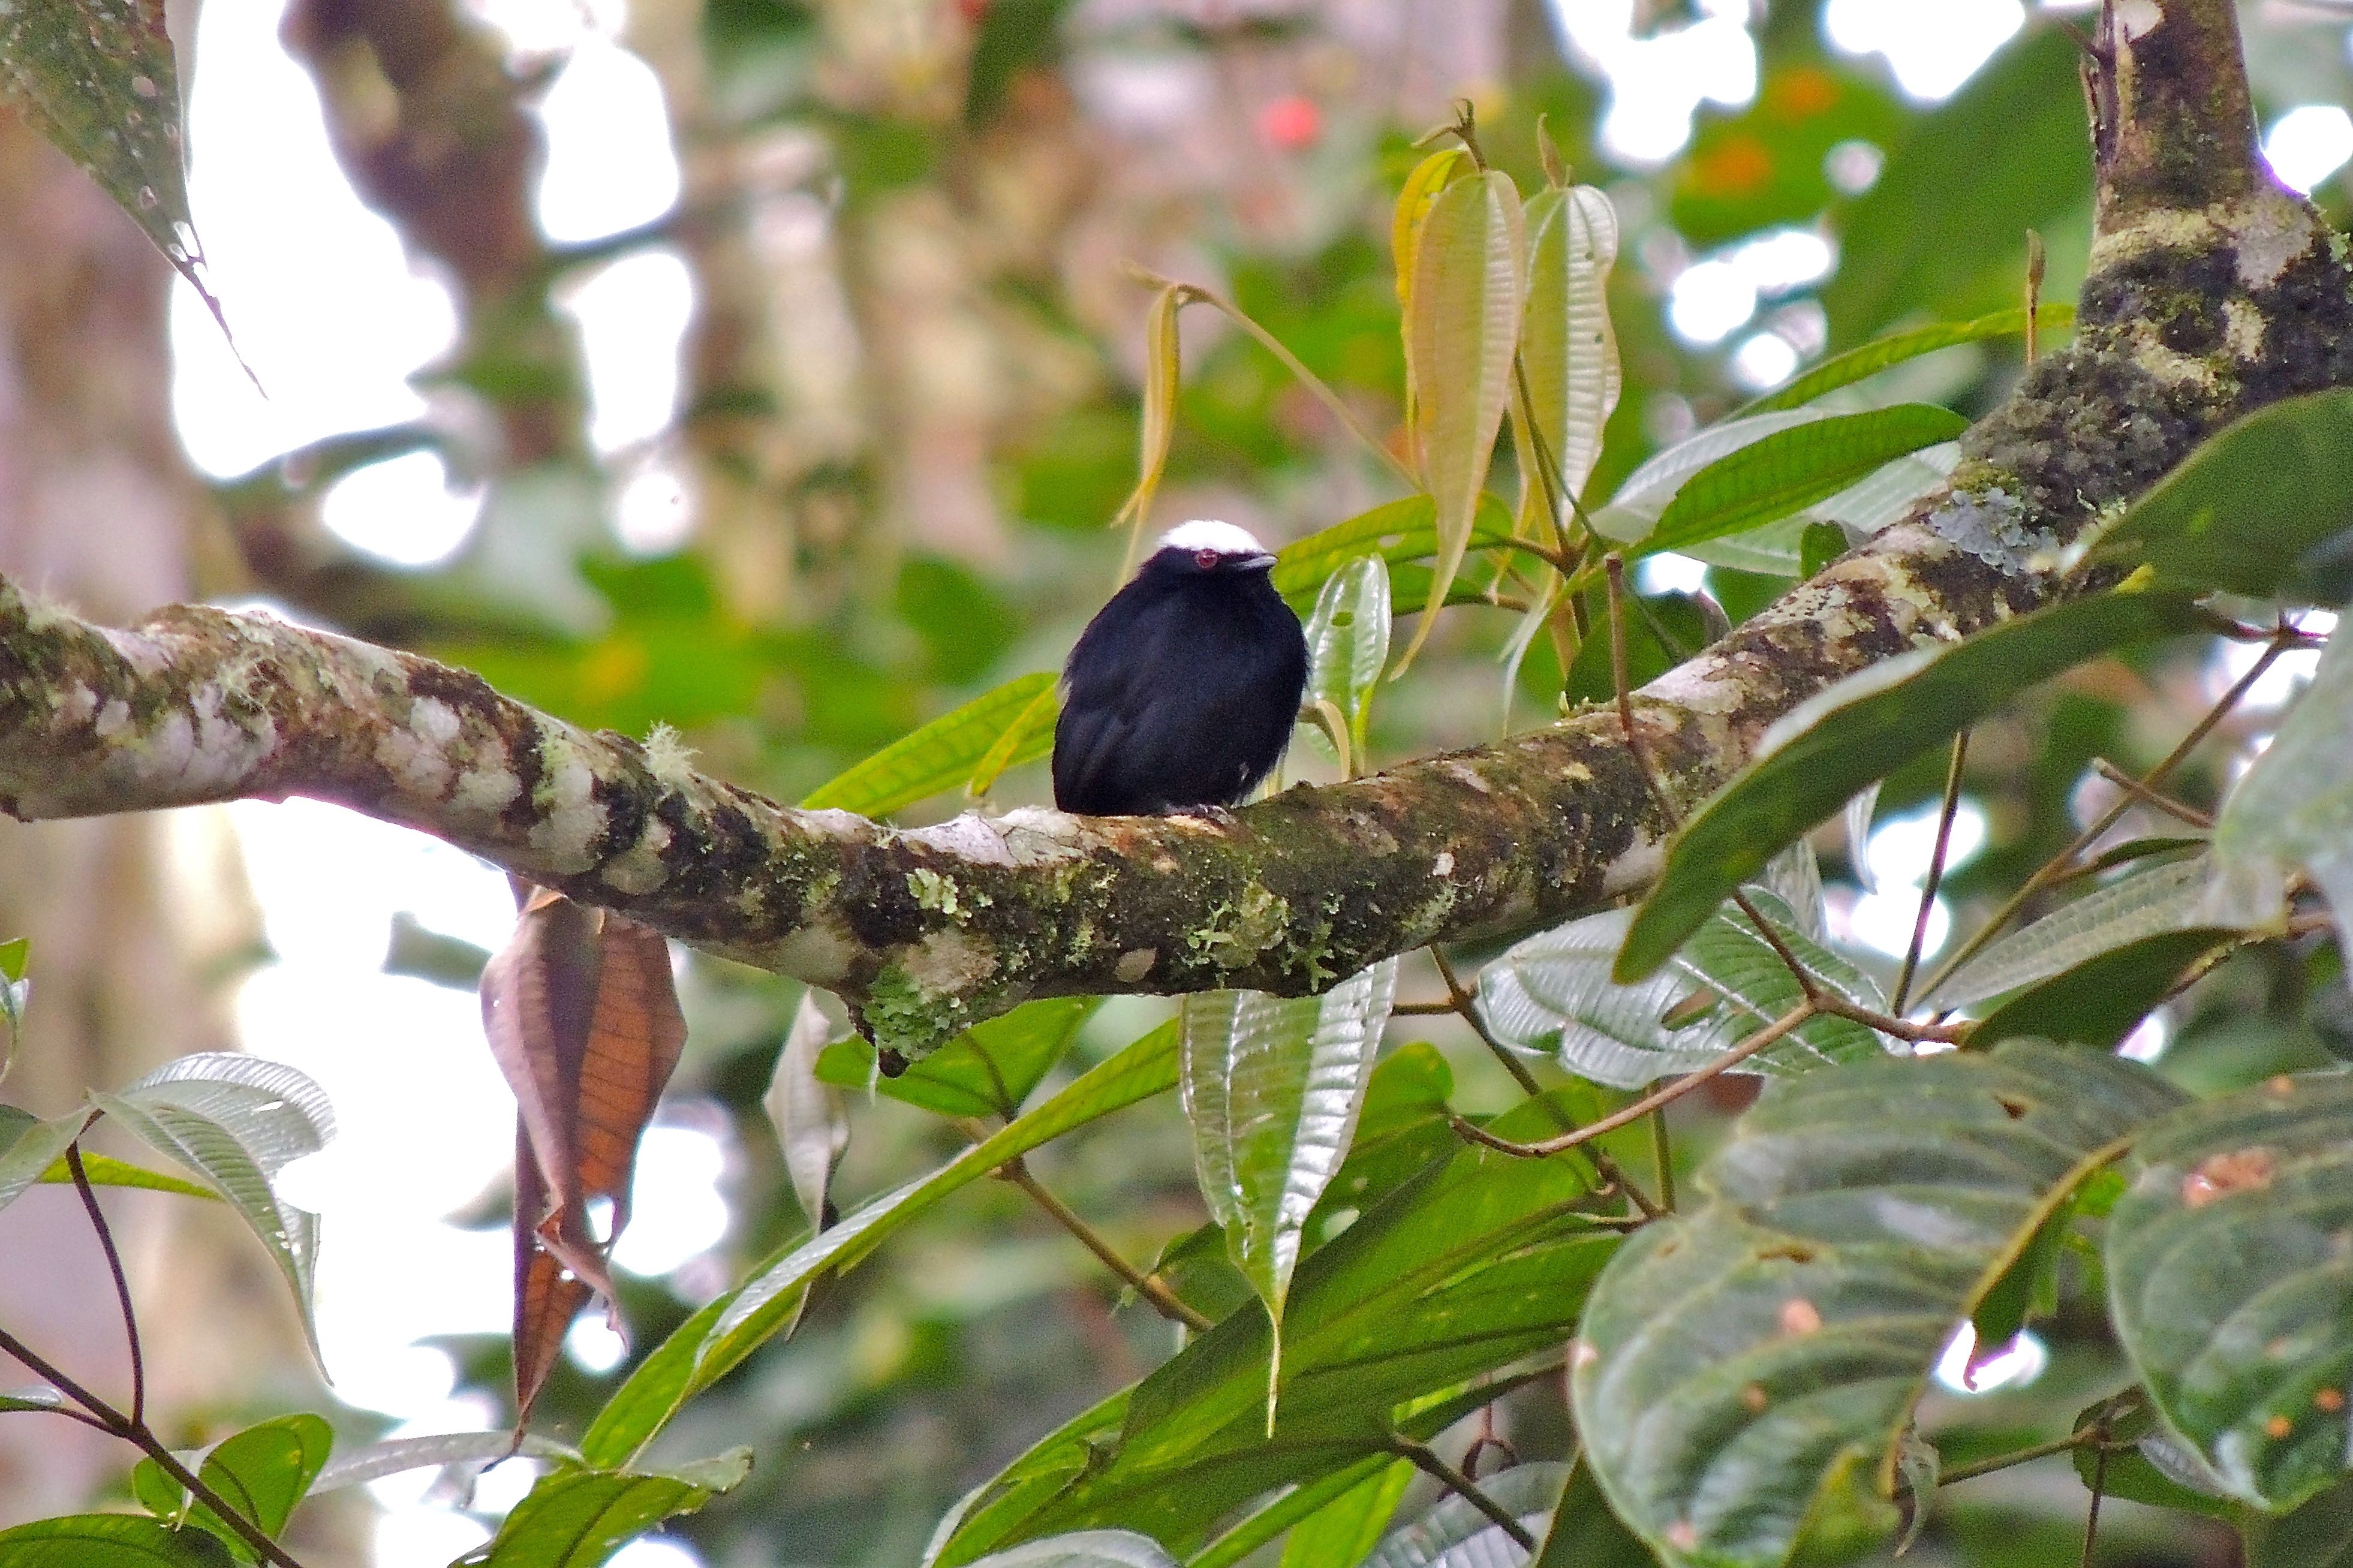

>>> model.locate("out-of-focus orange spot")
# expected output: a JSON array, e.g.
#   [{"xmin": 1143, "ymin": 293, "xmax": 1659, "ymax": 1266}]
[
  {"xmin": 1690, "ymin": 134, "xmax": 1774, "ymax": 198},
  {"xmin": 1767, "ymin": 65, "xmax": 1842, "ymax": 122},
  {"xmin": 1259, "ymin": 96, "xmax": 1322, "ymax": 151},
  {"xmin": 2182, "ymin": 1146, "xmax": 2276, "ymax": 1208},
  {"xmin": 581, "ymin": 639, "xmax": 651, "ymax": 703}
]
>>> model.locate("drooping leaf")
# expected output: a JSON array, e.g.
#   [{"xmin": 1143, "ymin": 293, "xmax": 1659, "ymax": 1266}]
[
  {"xmin": 2091, "ymin": 389, "xmax": 2353, "ymax": 601},
  {"xmin": 1480, "ymin": 888, "xmax": 1894, "ymax": 1090},
  {"xmin": 1519, "ymin": 184, "xmax": 1621, "ymax": 504},
  {"xmin": 1737, "ymin": 305, "xmax": 2075, "ymax": 416},
  {"xmin": 801, "ymin": 672, "xmax": 1058, "ymax": 818},
  {"xmin": 1400, "ymin": 169, "xmax": 1527, "ymax": 668},
  {"xmin": 0, "ymin": 1513, "xmax": 236, "ymax": 1566},
  {"xmin": 2209, "ymin": 618, "xmax": 2353, "ymax": 941},
  {"xmin": 0, "ymin": 1107, "xmax": 89, "ymax": 1214},
  {"xmin": 132, "ymin": 1413, "xmax": 332, "ymax": 1563},
  {"xmin": 90, "ymin": 1054, "xmax": 335, "ymax": 1361},
  {"xmin": 1362, "ymin": 1463, "xmax": 1564, "ymax": 1568},
  {"xmin": 1113, "ymin": 285, "xmax": 1185, "ymax": 559},
  {"xmin": 2107, "ymin": 1073, "xmax": 2353, "ymax": 1512},
  {"xmin": 1271, "ymin": 495, "xmax": 1514, "ymax": 609},
  {"xmin": 311, "ymin": 1431, "xmax": 581, "ymax": 1493},
  {"xmin": 1617, "ymin": 588, "xmax": 2205, "ymax": 981},
  {"xmin": 1927, "ymin": 853, "xmax": 2223, "ymax": 1009},
  {"xmin": 1302, "ymin": 556, "xmax": 1393, "ymax": 764},
  {"xmin": 1641, "ymin": 405, "xmax": 1968, "ymax": 559},
  {"xmin": 468, "ymin": 1450, "xmax": 753, "ymax": 1567},
  {"xmin": 1277, "ymin": 1458, "xmax": 1415, "ymax": 1568},
  {"xmin": 1178, "ymin": 960, "xmax": 1400, "ymax": 1420},
  {"xmin": 579, "ymin": 1023, "xmax": 1180, "ymax": 1467},
  {"xmin": 817, "ymin": 997, "xmax": 1100, "ymax": 1121},
  {"xmin": 1574, "ymin": 1042, "xmax": 2185, "ymax": 1568},
  {"xmin": 964, "ymin": 1533, "xmax": 1179, "ymax": 1568},
  {"xmin": 765, "ymin": 991, "xmax": 848, "ymax": 1230},
  {"xmin": 934, "ymin": 1090, "xmax": 1617, "ymax": 1563},
  {"xmin": 480, "ymin": 892, "xmax": 687, "ymax": 1422},
  {"xmin": 0, "ymin": 0, "xmax": 209, "ymax": 290}
]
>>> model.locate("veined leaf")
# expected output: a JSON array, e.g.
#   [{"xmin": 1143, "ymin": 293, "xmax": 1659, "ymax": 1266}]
[
  {"xmin": 1927, "ymin": 853, "xmax": 2222, "ymax": 1008},
  {"xmin": 1686, "ymin": 440, "xmax": 1962, "ymax": 577},
  {"xmin": 133, "ymin": 1413, "xmax": 332, "ymax": 1563},
  {"xmin": 1575, "ymin": 1042, "xmax": 2185, "ymax": 1568},
  {"xmin": 965, "ymin": 1533, "xmax": 1178, "ymax": 1568},
  {"xmin": 33, "ymin": 1149, "xmax": 216, "ymax": 1202},
  {"xmin": 1392, "ymin": 149, "xmax": 1470, "ymax": 316},
  {"xmin": 1481, "ymin": 888, "xmax": 1894, "ymax": 1090},
  {"xmin": 1970, "ymin": 926, "xmax": 2239, "ymax": 1050},
  {"xmin": 1363, "ymin": 1463, "xmax": 1564, "ymax": 1568},
  {"xmin": 2092, "ymin": 389, "xmax": 2353, "ymax": 601},
  {"xmin": 1617, "ymin": 588, "xmax": 2205, "ymax": 982},
  {"xmin": 1303, "ymin": 556, "xmax": 1393, "ymax": 759},
  {"xmin": 0, "ymin": 1107, "xmax": 88, "ymax": 1214},
  {"xmin": 0, "ymin": 1513, "xmax": 236, "ymax": 1565},
  {"xmin": 802, "ymin": 672, "xmax": 1058, "ymax": 818},
  {"xmin": 90, "ymin": 1054, "xmax": 335, "ymax": 1361},
  {"xmin": 1277, "ymin": 1458, "xmax": 1415, "ymax": 1568},
  {"xmin": 1520, "ymin": 184, "xmax": 1621, "ymax": 503},
  {"xmin": 2209, "ymin": 618, "xmax": 2353, "ymax": 941},
  {"xmin": 1644, "ymin": 405, "xmax": 1967, "ymax": 559},
  {"xmin": 1271, "ymin": 495, "xmax": 1514, "ymax": 609},
  {"xmin": 2108, "ymin": 1073, "xmax": 2353, "ymax": 1512},
  {"xmin": 817, "ymin": 997, "xmax": 1100, "ymax": 1121},
  {"xmin": 1588, "ymin": 411, "xmax": 1824, "ymax": 546},
  {"xmin": 0, "ymin": 934, "xmax": 26, "ymax": 1054},
  {"xmin": 1179, "ymin": 960, "xmax": 1400, "ymax": 1422},
  {"xmin": 1114, "ymin": 285, "xmax": 1185, "ymax": 560},
  {"xmin": 471, "ymin": 1450, "xmax": 752, "ymax": 1567},
  {"xmin": 579, "ymin": 1023, "xmax": 1179, "ymax": 1467},
  {"xmin": 1401, "ymin": 169, "xmax": 1527, "ymax": 669},
  {"xmin": 1737, "ymin": 305, "xmax": 2075, "ymax": 416},
  {"xmin": 312, "ymin": 1431, "xmax": 580, "ymax": 1492}
]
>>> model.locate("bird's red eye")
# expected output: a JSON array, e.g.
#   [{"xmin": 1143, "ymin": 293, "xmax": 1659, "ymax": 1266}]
[{"xmin": 1194, "ymin": 548, "xmax": 1220, "ymax": 570}]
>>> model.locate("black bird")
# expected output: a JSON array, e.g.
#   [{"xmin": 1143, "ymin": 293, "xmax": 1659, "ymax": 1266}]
[{"xmin": 1053, "ymin": 520, "xmax": 1308, "ymax": 816}]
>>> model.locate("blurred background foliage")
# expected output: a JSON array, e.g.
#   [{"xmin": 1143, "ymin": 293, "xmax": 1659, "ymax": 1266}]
[{"xmin": 10, "ymin": 1, "xmax": 2353, "ymax": 1564}]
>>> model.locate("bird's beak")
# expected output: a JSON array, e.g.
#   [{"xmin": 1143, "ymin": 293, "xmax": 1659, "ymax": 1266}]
[{"xmin": 1239, "ymin": 551, "xmax": 1277, "ymax": 571}]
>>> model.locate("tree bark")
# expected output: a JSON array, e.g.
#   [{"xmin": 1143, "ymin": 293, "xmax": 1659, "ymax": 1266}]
[{"xmin": 0, "ymin": 0, "xmax": 2343, "ymax": 1063}]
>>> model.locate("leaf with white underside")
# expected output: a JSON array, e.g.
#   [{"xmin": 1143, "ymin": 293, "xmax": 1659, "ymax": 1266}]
[
  {"xmin": 2209, "ymin": 620, "xmax": 2353, "ymax": 943},
  {"xmin": 1519, "ymin": 184, "xmax": 1620, "ymax": 504},
  {"xmin": 1179, "ymin": 959, "xmax": 1399, "ymax": 1422},
  {"xmin": 1363, "ymin": 1463, "xmax": 1565, "ymax": 1568},
  {"xmin": 1642, "ymin": 405, "xmax": 1967, "ymax": 559},
  {"xmin": 1303, "ymin": 555, "xmax": 1392, "ymax": 760},
  {"xmin": 1480, "ymin": 888, "xmax": 1892, "ymax": 1090},
  {"xmin": 1927, "ymin": 853, "xmax": 2222, "ymax": 1008},
  {"xmin": 1400, "ymin": 169, "xmax": 1525, "ymax": 669},
  {"xmin": 1686, "ymin": 440, "xmax": 1961, "ymax": 576},
  {"xmin": 1588, "ymin": 411, "xmax": 1824, "ymax": 546},
  {"xmin": 89, "ymin": 1053, "xmax": 333, "ymax": 1361},
  {"xmin": 765, "ymin": 991, "xmax": 848, "ymax": 1230}
]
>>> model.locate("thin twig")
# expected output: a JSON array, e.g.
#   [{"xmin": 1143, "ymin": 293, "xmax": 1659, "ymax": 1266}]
[
  {"xmin": 1647, "ymin": 1107, "xmax": 1677, "ymax": 1212},
  {"xmin": 1893, "ymin": 734, "xmax": 1971, "ymax": 1012},
  {"xmin": 2081, "ymin": 1443, "xmax": 2110, "ymax": 1566},
  {"xmin": 2090, "ymin": 758, "xmax": 2214, "ymax": 829},
  {"xmin": 1387, "ymin": 1434, "xmax": 1536, "ymax": 1551},
  {"xmin": 998, "ymin": 1159, "xmax": 1212, "ymax": 1332},
  {"xmin": 1917, "ymin": 629, "xmax": 2297, "ymax": 1004},
  {"xmin": 1452, "ymin": 1003, "xmax": 1815, "ymax": 1158},
  {"xmin": 0, "ymin": 1326, "xmax": 309, "ymax": 1568},
  {"xmin": 64, "ymin": 1139, "xmax": 144, "ymax": 1428},
  {"xmin": 1916, "ymin": 1428, "xmax": 2101, "ymax": 1490}
]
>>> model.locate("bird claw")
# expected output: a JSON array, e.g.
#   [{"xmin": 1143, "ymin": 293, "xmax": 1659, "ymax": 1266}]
[{"xmin": 1173, "ymin": 803, "xmax": 1242, "ymax": 829}]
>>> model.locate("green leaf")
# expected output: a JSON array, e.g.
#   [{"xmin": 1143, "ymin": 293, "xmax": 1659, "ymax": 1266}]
[
  {"xmin": 967, "ymin": 1533, "xmax": 1179, "ymax": 1568},
  {"xmin": 1643, "ymin": 405, "xmax": 1968, "ymax": 559},
  {"xmin": 1302, "ymin": 556, "xmax": 1392, "ymax": 759},
  {"xmin": 1277, "ymin": 1458, "xmax": 1414, "ymax": 1568},
  {"xmin": 312, "ymin": 1431, "xmax": 582, "ymax": 1492},
  {"xmin": 133, "ymin": 1414, "xmax": 332, "ymax": 1563},
  {"xmin": 2069, "ymin": 1390, "xmax": 2238, "ymax": 1523},
  {"xmin": 1684, "ymin": 437, "xmax": 1960, "ymax": 578},
  {"xmin": 817, "ymin": 997, "xmax": 1100, "ymax": 1120},
  {"xmin": 801, "ymin": 672, "xmax": 1058, "ymax": 817},
  {"xmin": 1519, "ymin": 184, "xmax": 1621, "ymax": 501},
  {"xmin": 1617, "ymin": 588, "xmax": 2204, "ymax": 981},
  {"xmin": 1362, "ymin": 1463, "xmax": 1565, "ymax": 1567},
  {"xmin": 0, "ymin": 1109, "xmax": 87, "ymax": 1215},
  {"xmin": 0, "ymin": 0, "xmax": 207, "ymax": 290},
  {"xmin": 34, "ymin": 1151, "xmax": 218, "ymax": 1201},
  {"xmin": 2246, "ymin": 1476, "xmax": 2353, "ymax": 1565},
  {"xmin": 1737, "ymin": 305, "xmax": 2075, "ymax": 416},
  {"xmin": 0, "ymin": 938, "xmax": 26, "ymax": 984},
  {"xmin": 1588, "ymin": 411, "xmax": 1822, "ymax": 548},
  {"xmin": 1400, "ymin": 169, "xmax": 1527, "ymax": 669},
  {"xmin": 1533, "ymin": 1458, "xmax": 1655, "ymax": 1567},
  {"xmin": 0, "ymin": 1388, "xmax": 64, "ymax": 1414},
  {"xmin": 1179, "ymin": 961, "xmax": 1400, "ymax": 1422},
  {"xmin": 0, "ymin": 936, "xmax": 25, "ymax": 1046},
  {"xmin": 1821, "ymin": 29, "xmax": 2089, "ymax": 345},
  {"xmin": 1927, "ymin": 853, "xmax": 2223, "ymax": 1008},
  {"xmin": 580, "ymin": 1023, "xmax": 1180, "ymax": 1467},
  {"xmin": 2210, "ymin": 618, "xmax": 2353, "ymax": 942},
  {"xmin": 1971, "ymin": 927, "xmax": 2239, "ymax": 1050},
  {"xmin": 470, "ymin": 1451, "xmax": 752, "ymax": 1567},
  {"xmin": 935, "ymin": 1089, "xmax": 1617, "ymax": 1562},
  {"xmin": 2092, "ymin": 389, "xmax": 2353, "ymax": 600},
  {"xmin": 1392, "ymin": 148, "xmax": 1472, "ymax": 332},
  {"xmin": 1574, "ymin": 1042, "xmax": 2185, "ymax": 1568},
  {"xmin": 968, "ymin": 678, "xmax": 1063, "ymax": 799},
  {"xmin": 0, "ymin": 1513, "xmax": 236, "ymax": 1566},
  {"xmin": 1479, "ymin": 888, "xmax": 1893, "ymax": 1090},
  {"xmin": 1270, "ymin": 495, "xmax": 1513, "ymax": 609},
  {"xmin": 2107, "ymin": 1073, "xmax": 2353, "ymax": 1511}
]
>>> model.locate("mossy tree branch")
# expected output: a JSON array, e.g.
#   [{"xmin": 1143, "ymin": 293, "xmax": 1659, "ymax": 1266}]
[{"xmin": 0, "ymin": 0, "xmax": 2343, "ymax": 1060}]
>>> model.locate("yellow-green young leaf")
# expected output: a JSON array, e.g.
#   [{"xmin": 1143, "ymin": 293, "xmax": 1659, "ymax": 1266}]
[
  {"xmin": 133, "ymin": 1413, "xmax": 333, "ymax": 1561},
  {"xmin": 1302, "ymin": 556, "xmax": 1392, "ymax": 759},
  {"xmin": 1519, "ymin": 184, "xmax": 1621, "ymax": 506},
  {"xmin": 802, "ymin": 672, "xmax": 1057, "ymax": 817},
  {"xmin": 475, "ymin": 1451, "xmax": 752, "ymax": 1567},
  {"xmin": 36, "ymin": 1149, "xmax": 217, "ymax": 1201},
  {"xmin": 1114, "ymin": 286, "xmax": 1185, "ymax": 564},
  {"xmin": 967, "ymin": 677, "xmax": 1061, "ymax": 799},
  {"xmin": 1736, "ymin": 303, "xmax": 2075, "ymax": 416},
  {"xmin": 1391, "ymin": 148, "xmax": 1470, "ymax": 315},
  {"xmin": 1179, "ymin": 960, "xmax": 1400, "ymax": 1428},
  {"xmin": 1269, "ymin": 494, "xmax": 1514, "ymax": 608},
  {"xmin": 1401, "ymin": 170, "xmax": 1527, "ymax": 670}
]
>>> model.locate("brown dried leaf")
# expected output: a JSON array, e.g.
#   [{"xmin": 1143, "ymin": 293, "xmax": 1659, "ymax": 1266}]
[{"xmin": 481, "ymin": 887, "xmax": 688, "ymax": 1423}]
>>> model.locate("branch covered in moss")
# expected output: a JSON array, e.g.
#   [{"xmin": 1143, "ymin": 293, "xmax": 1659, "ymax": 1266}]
[{"xmin": 0, "ymin": 0, "xmax": 2343, "ymax": 1060}]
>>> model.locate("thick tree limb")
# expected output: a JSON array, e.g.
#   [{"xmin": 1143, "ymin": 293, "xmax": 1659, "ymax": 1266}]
[{"xmin": 1, "ymin": 0, "xmax": 2345, "ymax": 1060}]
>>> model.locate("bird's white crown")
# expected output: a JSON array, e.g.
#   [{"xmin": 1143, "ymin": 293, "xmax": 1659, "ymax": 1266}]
[{"xmin": 1154, "ymin": 519, "xmax": 1268, "ymax": 558}]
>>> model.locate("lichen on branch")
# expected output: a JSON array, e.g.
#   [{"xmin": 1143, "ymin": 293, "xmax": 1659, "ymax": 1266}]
[{"xmin": 0, "ymin": 0, "xmax": 2343, "ymax": 1062}]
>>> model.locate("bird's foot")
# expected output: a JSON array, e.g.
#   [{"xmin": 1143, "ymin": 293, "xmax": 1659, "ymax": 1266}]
[{"xmin": 1171, "ymin": 802, "xmax": 1242, "ymax": 829}]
